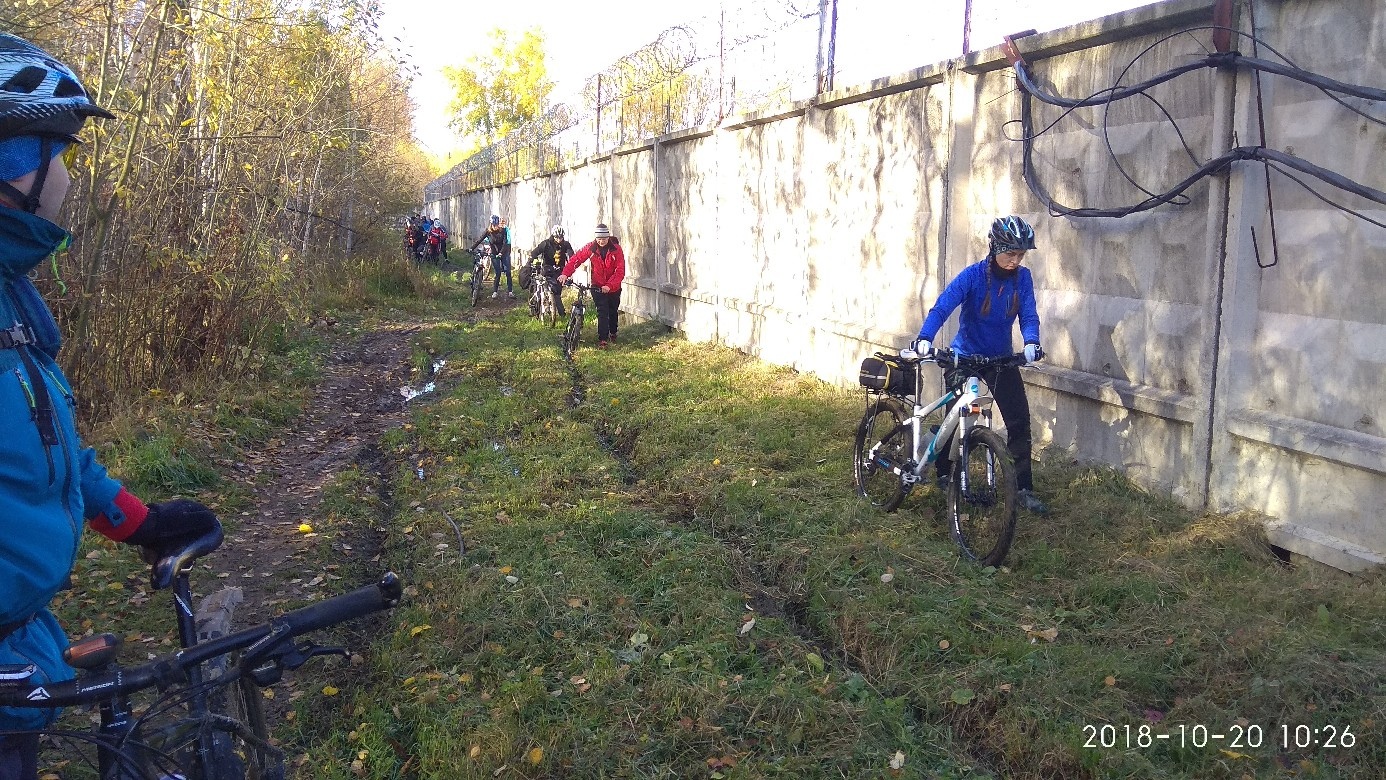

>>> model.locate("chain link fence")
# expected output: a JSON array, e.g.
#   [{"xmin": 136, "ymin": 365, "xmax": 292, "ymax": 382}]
[{"xmin": 424, "ymin": 0, "xmax": 1140, "ymax": 199}]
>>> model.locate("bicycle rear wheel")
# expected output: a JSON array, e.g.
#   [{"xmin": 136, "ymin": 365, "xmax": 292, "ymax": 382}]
[
  {"xmin": 948, "ymin": 427, "xmax": 1018, "ymax": 567},
  {"xmin": 191, "ymin": 588, "xmax": 285, "ymax": 780},
  {"xmin": 853, "ymin": 397, "xmax": 910, "ymax": 511}
]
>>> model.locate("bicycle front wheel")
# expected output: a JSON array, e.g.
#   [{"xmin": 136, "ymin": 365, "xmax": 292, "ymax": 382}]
[
  {"xmin": 853, "ymin": 397, "xmax": 910, "ymax": 511},
  {"xmin": 191, "ymin": 588, "xmax": 285, "ymax": 780},
  {"xmin": 948, "ymin": 426, "xmax": 1018, "ymax": 567},
  {"xmin": 471, "ymin": 271, "xmax": 482, "ymax": 307},
  {"xmin": 562, "ymin": 306, "xmax": 583, "ymax": 357},
  {"xmin": 542, "ymin": 288, "xmax": 559, "ymax": 328}
]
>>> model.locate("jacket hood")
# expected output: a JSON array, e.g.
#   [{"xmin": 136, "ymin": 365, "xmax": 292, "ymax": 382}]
[{"xmin": 0, "ymin": 206, "xmax": 68, "ymax": 278}]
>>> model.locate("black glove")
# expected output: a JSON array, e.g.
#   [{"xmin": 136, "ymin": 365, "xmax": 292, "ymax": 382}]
[{"xmin": 125, "ymin": 499, "xmax": 221, "ymax": 555}]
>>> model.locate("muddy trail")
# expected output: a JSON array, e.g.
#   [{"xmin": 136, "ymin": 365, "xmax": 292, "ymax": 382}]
[{"xmin": 203, "ymin": 298, "xmax": 515, "ymax": 627}]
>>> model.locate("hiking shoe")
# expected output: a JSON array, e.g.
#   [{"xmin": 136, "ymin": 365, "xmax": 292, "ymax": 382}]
[
  {"xmin": 507, "ymin": 291, "xmax": 516, "ymax": 299},
  {"xmin": 609, "ymin": 332, "xmax": 618, "ymax": 343},
  {"xmin": 1018, "ymin": 489, "xmax": 1049, "ymax": 514},
  {"xmin": 935, "ymin": 473, "xmax": 952, "ymax": 492},
  {"xmin": 598, "ymin": 340, "xmax": 609, "ymax": 349}
]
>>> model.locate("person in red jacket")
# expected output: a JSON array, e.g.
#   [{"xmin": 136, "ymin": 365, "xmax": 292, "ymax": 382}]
[{"xmin": 558, "ymin": 223, "xmax": 625, "ymax": 347}]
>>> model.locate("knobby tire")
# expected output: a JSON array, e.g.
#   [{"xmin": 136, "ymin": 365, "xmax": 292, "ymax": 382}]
[
  {"xmin": 562, "ymin": 306, "xmax": 583, "ymax": 358},
  {"xmin": 948, "ymin": 426, "xmax": 1018, "ymax": 567},
  {"xmin": 191, "ymin": 588, "xmax": 285, "ymax": 780},
  {"xmin": 853, "ymin": 397, "xmax": 911, "ymax": 511}
]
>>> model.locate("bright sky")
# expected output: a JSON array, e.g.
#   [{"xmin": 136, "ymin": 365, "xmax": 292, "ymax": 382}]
[{"xmin": 374, "ymin": 0, "xmax": 1156, "ymax": 157}]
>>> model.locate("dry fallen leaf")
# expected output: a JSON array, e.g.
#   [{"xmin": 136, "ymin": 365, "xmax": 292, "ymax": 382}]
[
  {"xmin": 528, "ymin": 747, "xmax": 544, "ymax": 765},
  {"xmin": 1020, "ymin": 624, "xmax": 1060, "ymax": 643},
  {"xmin": 889, "ymin": 750, "xmax": 907, "ymax": 770},
  {"xmin": 1104, "ymin": 675, "xmax": 1117, "ymax": 687},
  {"xmin": 739, "ymin": 618, "xmax": 756, "ymax": 636}
]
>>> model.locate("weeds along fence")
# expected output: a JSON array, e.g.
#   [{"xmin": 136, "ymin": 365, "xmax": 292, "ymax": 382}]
[{"xmin": 2, "ymin": 1, "xmax": 432, "ymax": 413}]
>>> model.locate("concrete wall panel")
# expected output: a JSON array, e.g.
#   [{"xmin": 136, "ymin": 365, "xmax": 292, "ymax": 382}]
[{"xmin": 426, "ymin": 0, "xmax": 1386, "ymax": 571}]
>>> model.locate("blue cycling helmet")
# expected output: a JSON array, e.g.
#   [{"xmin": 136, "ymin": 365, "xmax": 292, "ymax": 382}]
[
  {"xmin": 987, "ymin": 215, "xmax": 1036, "ymax": 255},
  {"xmin": 0, "ymin": 33, "xmax": 113, "ymax": 212}
]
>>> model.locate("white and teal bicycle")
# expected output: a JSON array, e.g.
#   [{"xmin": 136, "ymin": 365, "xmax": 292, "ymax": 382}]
[{"xmin": 853, "ymin": 347, "xmax": 1037, "ymax": 566}]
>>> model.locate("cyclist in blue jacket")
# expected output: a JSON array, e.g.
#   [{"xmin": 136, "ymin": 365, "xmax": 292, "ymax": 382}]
[
  {"xmin": 0, "ymin": 33, "xmax": 220, "ymax": 778},
  {"xmin": 914, "ymin": 215, "xmax": 1048, "ymax": 514}
]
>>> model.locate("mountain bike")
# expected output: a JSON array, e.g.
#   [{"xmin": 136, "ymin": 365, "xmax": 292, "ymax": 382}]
[
  {"xmin": 468, "ymin": 245, "xmax": 492, "ymax": 307},
  {"xmin": 853, "ymin": 348, "xmax": 1037, "ymax": 566},
  {"xmin": 560, "ymin": 281, "xmax": 591, "ymax": 358},
  {"xmin": 526, "ymin": 262, "xmax": 559, "ymax": 327},
  {"xmin": 0, "ymin": 526, "xmax": 402, "ymax": 779}
]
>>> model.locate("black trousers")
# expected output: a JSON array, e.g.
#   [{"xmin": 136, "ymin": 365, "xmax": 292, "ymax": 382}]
[
  {"xmin": 592, "ymin": 288, "xmax": 621, "ymax": 340},
  {"xmin": 936, "ymin": 365, "xmax": 1034, "ymax": 491}
]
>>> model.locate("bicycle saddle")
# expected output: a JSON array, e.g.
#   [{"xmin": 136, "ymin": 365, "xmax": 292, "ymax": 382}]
[{"xmin": 148, "ymin": 524, "xmax": 226, "ymax": 591}]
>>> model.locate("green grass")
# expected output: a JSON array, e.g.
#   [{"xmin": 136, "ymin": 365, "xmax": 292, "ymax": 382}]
[{"xmin": 275, "ymin": 305, "xmax": 1384, "ymax": 780}]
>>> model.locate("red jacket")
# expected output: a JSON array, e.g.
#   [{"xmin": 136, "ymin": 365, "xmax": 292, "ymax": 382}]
[{"xmin": 562, "ymin": 238, "xmax": 625, "ymax": 290}]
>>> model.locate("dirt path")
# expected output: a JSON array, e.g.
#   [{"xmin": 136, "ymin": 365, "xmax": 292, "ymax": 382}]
[{"xmin": 204, "ymin": 296, "xmax": 516, "ymax": 625}]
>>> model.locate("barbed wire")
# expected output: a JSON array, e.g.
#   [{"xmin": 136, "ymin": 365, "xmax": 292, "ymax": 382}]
[{"xmin": 425, "ymin": 0, "xmax": 821, "ymax": 200}]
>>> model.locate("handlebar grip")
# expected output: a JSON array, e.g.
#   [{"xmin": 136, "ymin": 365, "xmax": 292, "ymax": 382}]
[{"xmin": 270, "ymin": 572, "xmax": 402, "ymax": 637}]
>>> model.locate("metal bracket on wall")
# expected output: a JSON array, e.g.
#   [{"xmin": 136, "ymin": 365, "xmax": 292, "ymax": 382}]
[{"xmin": 1001, "ymin": 30, "xmax": 1038, "ymax": 70}]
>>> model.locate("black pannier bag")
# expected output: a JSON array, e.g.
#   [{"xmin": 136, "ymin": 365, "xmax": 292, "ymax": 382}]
[
  {"xmin": 518, "ymin": 262, "xmax": 534, "ymax": 290},
  {"xmin": 858, "ymin": 353, "xmax": 916, "ymax": 395}
]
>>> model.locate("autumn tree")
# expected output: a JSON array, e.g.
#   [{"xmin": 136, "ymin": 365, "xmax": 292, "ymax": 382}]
[
  {"xmin": 0, "ymin": 0, "xmax": 433, "ymax": 410},
  {"xmin": 444, "ymin": 28, "xmax": 553, "ymax": 145}
]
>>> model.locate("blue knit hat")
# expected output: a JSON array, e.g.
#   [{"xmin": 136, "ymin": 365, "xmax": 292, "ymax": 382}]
[{"xmin": 0, "ymin": 135, "xmax": 67, "ymax": 182}]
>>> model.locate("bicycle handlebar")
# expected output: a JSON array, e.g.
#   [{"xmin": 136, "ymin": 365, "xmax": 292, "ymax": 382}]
[
  {"xmin": 891, "ymin": 348, "xmax": 1039, "ymax": 370},
  {"xmin": 0, "ymin": 572, "xmax": 403, "ymax": 709}
]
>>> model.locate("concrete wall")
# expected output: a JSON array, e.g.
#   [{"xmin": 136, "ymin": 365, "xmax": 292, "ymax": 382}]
[{"xmin": 426, "ymin": 0, "xmax": 1386, "ymax": 572}]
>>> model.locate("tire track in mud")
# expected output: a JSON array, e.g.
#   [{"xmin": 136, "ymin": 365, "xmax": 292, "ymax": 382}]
[{"xmin": 559, "ymin": 346, "xmax": 857, "ymax": 673}]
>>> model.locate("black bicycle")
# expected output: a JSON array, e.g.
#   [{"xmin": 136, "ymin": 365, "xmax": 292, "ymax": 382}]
[
  {"xmin": 467, "ymin": 245, "xmax": 492, "ymax": 307},
  {"xmin": 560, "ymin": 281, "xmax": 591, "ymax": 358},
  {"xmin": 0, "ymin": 526, "xmax": 402, "ymax": 779}
]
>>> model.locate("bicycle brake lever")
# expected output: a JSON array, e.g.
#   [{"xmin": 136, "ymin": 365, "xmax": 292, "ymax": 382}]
[
  {"xmin": 243, "ymin": 642, "xmax": 348, "ymax": 686},
  {"xmin": 280, "ymin": 643, "xmax": 349, "ymax": 672}
]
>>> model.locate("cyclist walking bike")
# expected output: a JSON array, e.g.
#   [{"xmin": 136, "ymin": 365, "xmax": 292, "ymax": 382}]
[
  {"xmin": 854, "ymin": 346, "xmax": 1038, "ymax": 566},
  {"xmin": 557, "ymin": 223, "xmax": 623, "ymax": 348},
  {"xmin": 528, "ymin": 225, "xmax": 573, "ymax": 323}
]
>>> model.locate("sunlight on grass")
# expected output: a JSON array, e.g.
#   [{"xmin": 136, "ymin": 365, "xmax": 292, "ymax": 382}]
[{"xmin": 273, "ymin": 306, "xmax": 1383, "ymax": 780}]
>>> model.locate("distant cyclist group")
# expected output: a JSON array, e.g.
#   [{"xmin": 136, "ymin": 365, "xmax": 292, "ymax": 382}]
[
  {"xmin": 404, "ymin": 212, "xmax": 449, "ymax": 263},
  {"xmin": 420, "ymin": 213, "xmax": 625, "ymax": 348}
]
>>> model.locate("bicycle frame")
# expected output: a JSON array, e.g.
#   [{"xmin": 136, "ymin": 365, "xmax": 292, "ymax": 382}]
[
  {"xmin": 0, "ymin": 528, "xmax": 401, "ymax": 779},
  {"xmin": 865, "ymin": 359, "xmax": 996, "ymax": 487}
]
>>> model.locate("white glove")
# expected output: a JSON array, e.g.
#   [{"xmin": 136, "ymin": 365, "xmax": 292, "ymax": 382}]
[
  {"xmin": 915, "ymin": 338, "xmax": 933, "ymax": 355},
  {"xmin": 1024, "ymin": 343, "xmax": 1041, "ymax": 364},
  {"xmin": 899, "ymin": 348, "xmax": 919, "ymax": 360}
]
